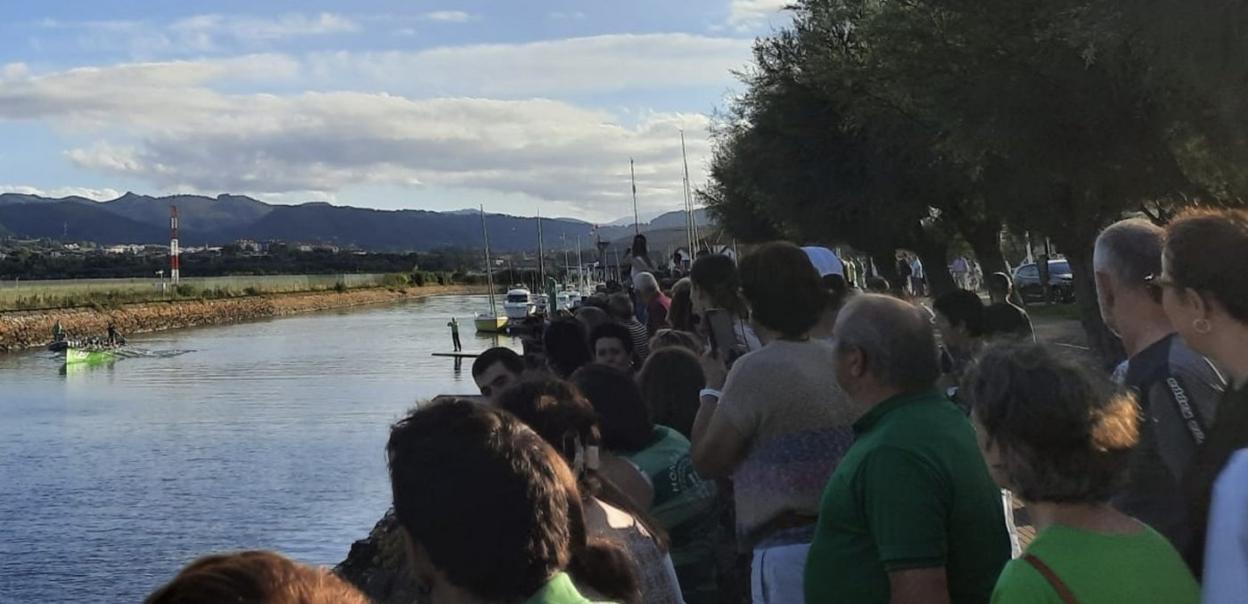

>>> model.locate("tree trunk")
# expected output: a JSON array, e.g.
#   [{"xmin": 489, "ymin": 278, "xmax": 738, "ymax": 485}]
[
  {"xmin": 1061, "ymin": 243, "xmax": 1126, "ymax": 369},
  {"xmin": 869, "ymin": 249, "xmax": 904, "ymax": 294},
  {"xmin": 915, "ymin": 243, "xmax": 956, "ymax": 297},
  {"xmin": 963, "ymin": 221, "xmax": 1008, "ymax": 277},
  {"xmin": 909, "ymin": 223, "xmax": 956, "ymax": 297}
]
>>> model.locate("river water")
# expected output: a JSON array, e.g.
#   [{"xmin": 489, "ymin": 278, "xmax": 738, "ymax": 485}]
[{"xmin": 0, "ymin": 294, "xmax": 522, "ymax": 603}]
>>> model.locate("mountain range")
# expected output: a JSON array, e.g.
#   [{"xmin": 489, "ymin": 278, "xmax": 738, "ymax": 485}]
[{"xmin": 0, "ymin": 192, "xmax": 712, "ymax": 252}]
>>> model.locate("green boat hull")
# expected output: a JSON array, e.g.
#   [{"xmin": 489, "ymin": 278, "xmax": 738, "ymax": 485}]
[{"xmin": 65, "ymin": 347, "xmax": 117, "ymax": 365}]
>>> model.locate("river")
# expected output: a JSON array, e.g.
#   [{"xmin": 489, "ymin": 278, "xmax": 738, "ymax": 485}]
[{"xmin": 0, "ymin": 294, "xmax": 522, "ymax": 603}]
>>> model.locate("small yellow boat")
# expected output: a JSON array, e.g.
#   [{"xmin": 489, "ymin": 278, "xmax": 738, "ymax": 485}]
[{"xmin": 474, "ymin": 314, "xmax": 509, "ymax": 333}]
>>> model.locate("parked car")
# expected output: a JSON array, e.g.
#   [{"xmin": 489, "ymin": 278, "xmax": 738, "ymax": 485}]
[{"xmin": 1013, "ymin": 259, "xmax": 1075, "ymax": 303}]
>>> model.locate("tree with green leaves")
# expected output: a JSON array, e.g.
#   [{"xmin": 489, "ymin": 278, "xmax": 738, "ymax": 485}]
[{"xmin": 707, "ymin": 0, "xmax": 1247, "ymax": 363}]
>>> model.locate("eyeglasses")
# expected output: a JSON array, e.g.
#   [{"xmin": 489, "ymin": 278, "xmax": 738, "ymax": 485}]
[{"xmin": 1144, "ymin": 274, "xmax": 1179, "ymax": 289}]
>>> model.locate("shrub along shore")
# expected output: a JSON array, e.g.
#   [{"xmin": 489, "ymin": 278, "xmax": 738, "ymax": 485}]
[{"xmin": 0, "ymin": 283, "xmax": 477, "ymax": 352}]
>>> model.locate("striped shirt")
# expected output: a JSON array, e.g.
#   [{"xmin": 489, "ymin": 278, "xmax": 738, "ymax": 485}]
[{"xmin": 622, "ymin": 318, "xmax": 650, "ymax": 363}]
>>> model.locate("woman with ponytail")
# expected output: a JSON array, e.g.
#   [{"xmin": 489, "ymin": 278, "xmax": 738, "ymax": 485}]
[
  {"xmin": 501, "ymin": 378, "xmax": 685, "ymax": 604},
  {"xmin": 386, "ymin": 399, "xmax": 639, "ymax": 603}
]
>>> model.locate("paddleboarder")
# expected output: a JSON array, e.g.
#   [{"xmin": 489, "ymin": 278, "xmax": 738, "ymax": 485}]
[{"xmin": 448, "ymin": 317, "xmax": 462, "ymax": 352}]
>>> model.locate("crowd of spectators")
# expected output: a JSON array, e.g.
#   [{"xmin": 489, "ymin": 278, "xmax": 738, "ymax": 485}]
[{"xmin": 146, "ymin": 209, "xmax": 1248, "ymax": 603}]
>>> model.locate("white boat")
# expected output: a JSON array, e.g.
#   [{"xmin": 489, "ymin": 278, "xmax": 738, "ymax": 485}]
[
  {"xmin": 503, "ymin": 287, "xmax": 536, "ymax": 320},
  {"xmin": 556, "ymin": 289, "xmax": 582, "ymax": 311}
]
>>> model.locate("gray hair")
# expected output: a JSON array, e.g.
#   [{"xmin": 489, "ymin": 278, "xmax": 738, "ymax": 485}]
[
  {"xmin": 834, "ymin": 294, "xmax": 940, "ymax": 391},
  {"xmin": 1093, "ymin": 219, "xmax": 1164, "ymax": 287},
  {"xmin": 633, "ymin": 272, "xmax": 659, "ymax": 293},
  {"xmin": 606, "ymin": 293, "xmax": 634, "ymax": 321}
]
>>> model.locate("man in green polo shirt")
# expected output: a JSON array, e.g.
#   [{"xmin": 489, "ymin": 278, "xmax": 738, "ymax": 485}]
[{"xmin": 805, "ymin": 294, "xmax": 1009, "ymax": 603}]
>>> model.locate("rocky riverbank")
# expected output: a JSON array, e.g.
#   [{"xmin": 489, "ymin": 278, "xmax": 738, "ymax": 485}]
[
  {"xmin": 0, "ymin": 284, "xmax": 477, "ymax": 352},
  {"xmin": 336, "ymin": 511, "xmax": 420, "ymax": 604}
]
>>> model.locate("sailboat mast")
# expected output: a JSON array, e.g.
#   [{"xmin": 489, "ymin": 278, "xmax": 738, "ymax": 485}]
[
  {"xmin": 480, "ymin": 205, "xmax": 497, "ymax": 315},
  {"xmin": 563, "ymin": 233, "xmax": 570, "ymax": 281},
  {"xmin": 537, "ymin": 210, "xmax": 545, "ymax": 289},
  {"xmin": 681, "ymin": 131, "xmax": 700, "ymax": 255},
  {"xmin": 576, "ymin": 236, "xmax": 584, "ymax": 292},
  {"xmin": 680, "ymin": 130, "xmax": 694, "ymax": 260},
  {"xmin": 630, "ymin": 158, "xmax": 640, "ymax": 236}
]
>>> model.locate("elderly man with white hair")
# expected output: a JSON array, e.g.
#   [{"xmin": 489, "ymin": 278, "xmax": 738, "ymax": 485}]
[
  {"xmin": 1093, "ymin": 218, "xmax": 1225, "ymax": 560},
  {"xmin": 805, "ymin": 294, "xmax": 1009, "ymax": 604},
  {"xmin": 634, "ymin": 271, "xmax": 671, "ymax": 336}
]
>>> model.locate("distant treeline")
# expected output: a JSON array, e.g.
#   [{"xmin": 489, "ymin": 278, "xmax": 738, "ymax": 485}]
[{"xmin": 0, "ymin": 246, "xmax": 484, "ymax": 280}]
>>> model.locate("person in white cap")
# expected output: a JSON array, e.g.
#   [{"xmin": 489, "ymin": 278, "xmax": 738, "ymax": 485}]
[
  {"xmin": 802, "ymin": 246, "xmax": 852, "ymax": 341},
  {"xmin": 801, "ymin": 246, "xmax": 845, "ymax": 284}
]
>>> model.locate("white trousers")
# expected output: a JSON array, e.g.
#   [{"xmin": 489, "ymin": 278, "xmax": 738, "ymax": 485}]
[{"xmin": 751, "ymin": 542, "xmax": 810, "ymax": 604}]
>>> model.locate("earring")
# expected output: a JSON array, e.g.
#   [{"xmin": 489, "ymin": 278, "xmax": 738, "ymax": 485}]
[{"xmin": 1193, "ymin": 318, "xmax": 1212, "ymax": 334}]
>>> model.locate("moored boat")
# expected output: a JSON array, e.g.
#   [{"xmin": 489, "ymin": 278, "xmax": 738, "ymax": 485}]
[
  {"xmin": 555, "ymin": 289, "xmax": 582, "ymax": 311},
  {"xmin": 474, "ymin": 314, "xmax": 509, "ymax": 333},
  {"xmin": 503, "ymin": 288, "xmax": 535, "ymax": 320}
]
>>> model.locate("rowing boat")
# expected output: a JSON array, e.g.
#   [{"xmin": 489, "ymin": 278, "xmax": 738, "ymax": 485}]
[{"xmin": 64, "ymin": 347, "xmax": 117, "ymax": 365}]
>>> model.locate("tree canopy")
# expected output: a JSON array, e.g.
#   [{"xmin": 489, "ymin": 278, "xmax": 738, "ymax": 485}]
[{"xmin": 703, "ymin": 0, "xmax": 1248, "ymax": 362}]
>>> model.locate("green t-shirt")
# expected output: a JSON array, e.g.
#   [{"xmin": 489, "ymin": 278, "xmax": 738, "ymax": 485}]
[
  {"xmin": 991, "ymin": 524, "xmax": 1199, "ymax": 604},
  {"xmin": 805, "ymin": 390, "xmax": 1010, "ymax": 604},
  {"xmin": 624, "ymin": 425, "xmax": 720, "ymax": 602},
  {"xmin": 625, "ymin": 426, "xmax": 718, "ymax": 531},
  {"xmin": 524, "ymin": 572, "xmax": 605, "ymax": 604}
]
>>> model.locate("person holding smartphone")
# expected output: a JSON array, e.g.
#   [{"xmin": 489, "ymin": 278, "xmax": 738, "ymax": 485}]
[
  {"xmin": 690, "ymin": 242, "xmax": 856, "ymax": 604},
  {"xmin": 689, "ymin": 254, "xmax": 760, "ymax": 359}
]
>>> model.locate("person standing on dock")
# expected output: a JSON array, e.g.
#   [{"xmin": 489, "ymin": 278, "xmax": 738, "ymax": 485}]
[{"xmin": 448, "ymin": 317, "xmax": 462, "ymax": 352}]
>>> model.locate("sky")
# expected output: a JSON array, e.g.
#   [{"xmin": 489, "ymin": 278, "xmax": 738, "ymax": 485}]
[{"xmin": 0, "ymin": 1, "xmax": 793, "ymax": 222}]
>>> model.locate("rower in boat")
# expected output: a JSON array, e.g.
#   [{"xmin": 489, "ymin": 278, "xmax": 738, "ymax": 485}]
[{"xmin": 106, "ymin": 323, "xmax": 126, "ymax": 346}]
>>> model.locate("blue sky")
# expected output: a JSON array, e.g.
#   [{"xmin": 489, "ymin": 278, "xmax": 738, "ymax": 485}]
[{"xmin": 0, "ymin": 1, "xmax": 791, "ymax": 221}]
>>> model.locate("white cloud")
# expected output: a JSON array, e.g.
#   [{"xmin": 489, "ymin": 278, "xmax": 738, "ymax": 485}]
[
  {"xmin": 727, "ymin": 0, "xmax": 791, "ymax": 28},
  {"xmin": 1, "ymin": 62, "xmax": 29, "ymax": 80},
  {"xmin": 421, "ymin": 11, "xmax": 475, "ymax": 23},
  {"xmin": 306, "ymin": 33, "xmax": 751, "ymax": 97},
  {"xmin": 169, "ymin": 12, "xmax": 360, "ymax": 42},
  {"xmin": 0, "ymin": 184, "xmax": 123, "ymax": 200},
  {"xmin": 36, "ymin": 13, "xmax": 359, "ymax": 56},
  {"xmin": 0, "ymin": 57, "xmax": 715, "ymax": 217}
]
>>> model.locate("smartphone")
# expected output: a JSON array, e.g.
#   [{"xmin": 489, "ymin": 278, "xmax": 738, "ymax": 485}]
[{"xmin": 705, "ymin": 308, "xmax": 737, "ymax": 357}]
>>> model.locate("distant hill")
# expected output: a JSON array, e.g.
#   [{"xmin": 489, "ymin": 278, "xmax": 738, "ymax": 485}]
[
  {"xmin": 0, "ymin": 201, "xmax": 168, "ymax": 244},
  {"xmin": 650, "ymin": 208, "xmax": 710, "ymax": 229},
  {"xmin": 99, "ymin": 193, "xmax": 273, "ymax": 234},
  {"xmin": 232, "ymin": 203, "xmax": 596, "ymax": 251},
  {"xmin": 594, "ymin": 208, "xmax": 712, "ymax": 242},
  {"xmin": 0, "ymin": 192, "xmax": 713, "ymax": 252}
]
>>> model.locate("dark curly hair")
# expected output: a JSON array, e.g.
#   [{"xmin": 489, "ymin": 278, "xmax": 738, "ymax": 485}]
[
  {"xmin": 571, "ymin": 363, "xmax": 653, "ymax": 452},
  {"xmin": 386, "ymin": 400, "xmax": 639, "ymax": 602},
  {"xmin": 739, "ymin": 242, "xmax": 828, "ymax": 338},
  {"xmin": 933, "ymin": 289, "xmax": 989, "ymax": 338},
  {"xmin": 1165, "ymin": 207, "xmax": 1248, "ymax": 323},
  {"xmin": 545, "ymin": 318, "xmax": 592, "ymax": 378},
  {"xmin": 962, "ymin": 343, "xmax": 1140, "ymax": 503}
]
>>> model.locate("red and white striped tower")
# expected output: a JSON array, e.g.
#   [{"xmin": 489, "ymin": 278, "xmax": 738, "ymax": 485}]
[{"xmin": 170, "ymin": 205, "xmax": 180, "ymax": 284}]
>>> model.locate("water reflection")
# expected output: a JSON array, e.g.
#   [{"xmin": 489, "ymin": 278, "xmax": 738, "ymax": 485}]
[{"xmin": 0, "ymin": 294, "xmax": 522, "ymax": 603}]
